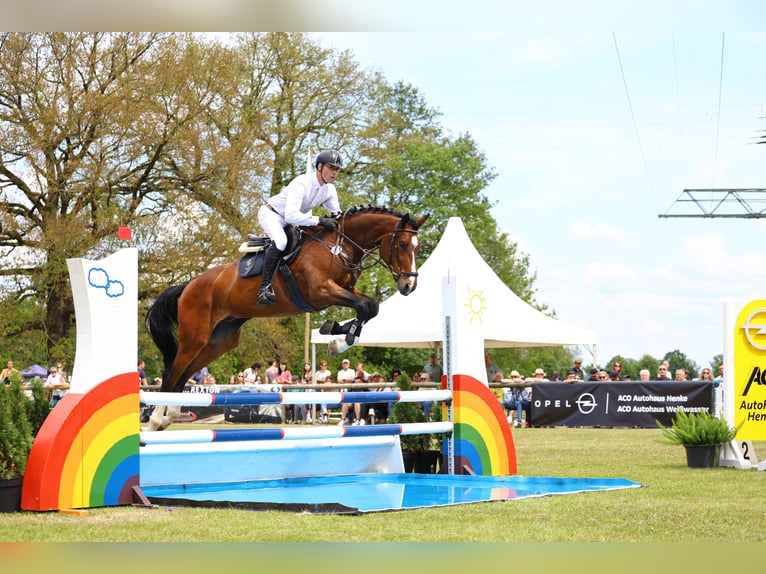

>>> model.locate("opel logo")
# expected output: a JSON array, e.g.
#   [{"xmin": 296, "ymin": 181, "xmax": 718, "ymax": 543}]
[
  {"xmin": 576, "ymin": 392, "xmax": 597, "ymax": 414},
  {"xmin": 740, "ymin": 308, "xmax": 766, "ymax": 350}
]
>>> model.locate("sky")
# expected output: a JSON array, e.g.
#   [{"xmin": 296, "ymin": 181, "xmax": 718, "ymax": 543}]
[{"xmin": 311, "ymin": 21, "xmax": 766, "ymax": 368}]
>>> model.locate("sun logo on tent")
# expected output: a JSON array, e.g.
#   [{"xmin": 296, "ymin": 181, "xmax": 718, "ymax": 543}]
[{"xmin": 464, "ymin": 287, "xmax": 487, "ymax": 324}]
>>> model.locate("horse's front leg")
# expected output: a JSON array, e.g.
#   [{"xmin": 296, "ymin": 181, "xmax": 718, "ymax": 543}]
[{"xmin": 327, "ymin": 295, "xmax": 379, "ymax": 356}]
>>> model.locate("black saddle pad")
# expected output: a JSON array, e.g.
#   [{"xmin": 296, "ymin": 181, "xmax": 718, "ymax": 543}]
[
  {"xmin": 237, "ymin": 226, "xmax": 302, "ymax": 279},
  {"xmin": 238, "ymin": 251, "xmax": 266, "ymax": 279}
]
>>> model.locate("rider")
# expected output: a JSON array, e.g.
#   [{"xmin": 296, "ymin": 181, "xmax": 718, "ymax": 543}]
[{"xmin": 256, "ymin": 149, "xmax": 344, "ymax": 306}]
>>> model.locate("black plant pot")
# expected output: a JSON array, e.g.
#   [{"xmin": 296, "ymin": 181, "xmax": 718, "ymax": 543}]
[
  {"xmin": 402, "ymin": 452, "xmax": 416, "ymax": 473},
  {"xmin": 413, "ymin": 450, "xmax": 441, "ymax": 474},
  {"xmin": 684, "ymin": 444, "xmax": 720, "ymax": 468},
  {"xmin": 0, "ymin": 476, "xmax": 24, "ymax": 513}
]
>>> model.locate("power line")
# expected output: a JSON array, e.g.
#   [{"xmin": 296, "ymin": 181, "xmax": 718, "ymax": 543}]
[
  {"xmin": 712, "ymin": 33, "xmax": 726, "ymax": 188},
  {"xmin": 612, "ymin": 33, "xmax": 659, "ymax": 209}
]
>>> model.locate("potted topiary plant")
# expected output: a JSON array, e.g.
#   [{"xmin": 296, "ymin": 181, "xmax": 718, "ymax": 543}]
[
  {"xmin": 0, "ymin": 374, "xmax": 50, "ymax": 512},
  {"xmin": 388, "ymin": 373, "xmax": 432, "ymax": 472},
  {"xmin": 656, "ymin": 408, "xmax": 737, "ymax": 468}
]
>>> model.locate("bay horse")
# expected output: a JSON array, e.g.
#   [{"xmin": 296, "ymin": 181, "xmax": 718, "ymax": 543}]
[{"xmin": 145, "ymin": 206, "xmax": 428, "ymax": 430}]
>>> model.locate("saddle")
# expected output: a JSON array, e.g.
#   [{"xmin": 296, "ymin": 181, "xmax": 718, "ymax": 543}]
[{"xmin": 237, "ymin": 226, "xmax": 317, "ymax": 312}]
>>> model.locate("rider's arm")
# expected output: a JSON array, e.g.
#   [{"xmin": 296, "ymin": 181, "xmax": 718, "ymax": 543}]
[{"xmin": 322, "ymin": 184, "xmax": 341, "ymax": 216}]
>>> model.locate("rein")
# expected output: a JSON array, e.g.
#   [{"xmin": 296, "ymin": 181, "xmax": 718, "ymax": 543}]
[{"xmin": 303, "ymin": 212, "xmax": 419, "ymax": 284}]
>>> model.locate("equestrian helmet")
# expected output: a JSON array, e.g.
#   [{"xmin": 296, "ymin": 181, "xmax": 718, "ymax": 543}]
[{"xmin": 315, "ymin": 149, "xmax": 343, "ymax": 170}]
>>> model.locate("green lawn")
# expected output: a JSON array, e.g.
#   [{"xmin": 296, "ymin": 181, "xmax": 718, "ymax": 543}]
[{"xmin": 3, "ymin": 426, "xmax": 765, "ymax": 543}]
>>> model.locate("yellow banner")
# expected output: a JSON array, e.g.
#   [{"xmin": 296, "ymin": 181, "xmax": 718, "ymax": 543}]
[{"xmin": 733, "ymin": 300, "xmax": 766, "ymax": 440}]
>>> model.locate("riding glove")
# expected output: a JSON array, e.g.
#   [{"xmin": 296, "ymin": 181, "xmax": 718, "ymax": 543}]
[{"xmin": 318, "ymin": 216, "xmax": 338, "ymax": 230}]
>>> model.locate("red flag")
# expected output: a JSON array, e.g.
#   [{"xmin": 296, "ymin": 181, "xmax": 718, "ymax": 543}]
[{"xmin": 117, "ymin": 227, "xmax": 133, "ymax": 241}]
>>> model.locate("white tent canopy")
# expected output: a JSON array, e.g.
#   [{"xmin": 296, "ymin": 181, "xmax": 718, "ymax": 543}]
[{"xmin": 311, "ymin": 217, "xmax": 597, "ymax": 352}]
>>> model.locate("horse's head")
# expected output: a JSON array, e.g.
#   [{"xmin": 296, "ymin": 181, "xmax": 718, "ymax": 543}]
[{"xmin": 379, "ymin": 212, "xmax": 429, "ymax": 296}]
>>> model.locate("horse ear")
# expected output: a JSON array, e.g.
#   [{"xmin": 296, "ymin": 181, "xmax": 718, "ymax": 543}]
[{"xmin": 416, "ymin": 214, "xmax": 430, "ymax": 228}]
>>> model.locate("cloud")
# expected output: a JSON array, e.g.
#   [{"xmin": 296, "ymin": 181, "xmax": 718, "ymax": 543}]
[{"xmin": 569, "ymin": 220, "xmax": 629, "ymax": 242}]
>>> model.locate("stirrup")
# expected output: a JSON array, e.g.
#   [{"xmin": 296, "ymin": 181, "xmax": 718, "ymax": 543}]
[{"xmin": 258, "ymin": 284, "xmax": 276, "ymax": 306}]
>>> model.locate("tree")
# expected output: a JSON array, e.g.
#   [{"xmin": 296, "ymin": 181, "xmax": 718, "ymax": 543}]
[
  {"xmin": 663, "ymin": 349, "xmax": 699, "ymax": 380},
  {"xmin": 0, "ymin": 33, "xmax": 263, "ymax": 360}
]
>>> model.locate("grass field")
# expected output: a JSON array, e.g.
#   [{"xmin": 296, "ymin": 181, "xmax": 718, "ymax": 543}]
[{"xmin": 3, "ymin": 426, "xmax": 765, "ymax": 543}]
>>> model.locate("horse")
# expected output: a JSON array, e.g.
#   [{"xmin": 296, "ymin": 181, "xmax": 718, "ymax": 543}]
[{"xmin": 145, "ymin": 206, "xmax": 429, "ymax": 430}]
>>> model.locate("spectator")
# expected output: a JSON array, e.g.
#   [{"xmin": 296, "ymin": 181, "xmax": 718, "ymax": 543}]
[
  {"xmin": 339, "ymin": 376, "xmax": 365, "ymax": 426},
  {"xmin": 531, "ymin": 368, "xmax": 548, "ymax": 382},
  {"xmin": 45, "ymin": 365, "xmax": 65, "ymax": 406},
  {"xmin": 264, "ymin": 358, "xmax": 279, "ymax": 385},
  {"xmin": 336, "ymin": 359, "xmax": 357, "ymax": 425},
  {"xmin": 189, "ymin": 367, "xmax": 208, "ymax": 384},
  {"xmin": 424, "ymin": 353, "xmax": 443, "ymax": 384},
  {"xmin": 368, "ymin": 371, "xmax": 389, "ymax": 423},
  {"xmin": 137, "ymin": 360, "xmax": 148, "ymax": 386},
  {"xmin": 713, "ymin": 364, "xmax": 724, "ymax": 416},
  {"xmin": 275, "ymin": 361, "xmax": 295, "ymax": 422},
  {"xmin": 697, "ymin": 368, "xmax": 713, "ymax": 381},
  {"xmin": 564, "ymin": 369, "xmax": 579, "ymax": 383},
  {"xmin": 300, "ymin": 362, "xmax": 313, "ymax": 423},
  {"xmin": 201, "ymin": 373, "xmax": 217, "ymax": 385},
  {"xmin": 596, "ymin": 370, "xmax": 609, "ymax": 381},
  {"xmin": 608, "ymin": 370, "xmax": 621, "ymax": 382},
  {"xmin": 549, "ymin": 372, "xmax": 561, "ymax": 382},
  {"xmin": 386, "ymin": 369, "xmax": 402, "ymax": 422},
  {"xmin": 639, "ymin": 369, "xmax": 650, "ymax": 381},
  {"xmin": 571, "ymin": 358, "xmax": 585, "ymax": 380},
  {"xmin": 674, "ymin": 368, "xmax": 688, "ymax": 382},
  {"xmin": 1, "ymin": 360, "xmax": 19, "ymax": 384},
  {"xmin": 587, "ymin": 367, "xmax": 599, "ymax": 381},
  {"xmin": 502, "ymin": 370, "xmax": 531, "ymax": 427},
  {"xmin": 315, "ymin": 360, "xmax": 332, "ymax": 424},
  {"xmin": 485, "ymin": 352, "xmax": 502, "ymax": 383},
  {"xmin": 421, "ymin": 354, "xmax": 442, "ymax": 420},
  {"xmin": 611, "ymin": 361, "xmax": 624, "ymax": 380},
  {"xmin": 243, "ymin": 362, "xmax": 262, "ymax": 384},
  {"xmin": 655, "ymin": 365, "xmax": 672, "ymax": 381}
]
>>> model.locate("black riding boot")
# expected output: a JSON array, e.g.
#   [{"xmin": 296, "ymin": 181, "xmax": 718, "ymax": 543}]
[{"xmin": 257, "ymin": 245, "xmax": 284, "ymax": 306}]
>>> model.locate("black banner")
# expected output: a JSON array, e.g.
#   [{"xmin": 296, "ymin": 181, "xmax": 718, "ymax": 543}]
[{"xmin": 530, "ymin": 382, "xmax": 713, "ymax": 428}]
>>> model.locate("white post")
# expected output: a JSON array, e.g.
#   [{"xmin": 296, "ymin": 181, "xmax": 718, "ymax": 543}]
[{"xmin": 67, "ymin": 248, "xmax": 138, "ymax": 394}]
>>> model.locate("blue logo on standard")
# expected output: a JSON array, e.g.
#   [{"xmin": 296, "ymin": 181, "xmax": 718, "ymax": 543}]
[{"xmin": 88, "ymin": 267, "xmax": 125, "ymax": 298}]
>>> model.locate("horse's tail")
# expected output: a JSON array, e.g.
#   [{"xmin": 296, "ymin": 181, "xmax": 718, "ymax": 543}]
[{"xmin": 145, "ymin": 284, "xmax": 187, "ymax": 379}]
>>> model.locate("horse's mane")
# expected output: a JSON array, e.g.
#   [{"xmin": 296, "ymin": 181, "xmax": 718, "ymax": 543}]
[{"xmin": 341, "ymin": 205, "xmax": 422, "ymax": 229}]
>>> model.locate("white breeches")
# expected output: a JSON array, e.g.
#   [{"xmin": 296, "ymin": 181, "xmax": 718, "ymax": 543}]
[{"xmin": 258, "ymin": 205, "xmax": 288, "ymax": 251}]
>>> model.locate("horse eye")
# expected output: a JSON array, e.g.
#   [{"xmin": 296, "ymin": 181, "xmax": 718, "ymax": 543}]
[{"xmin": 399, "ymin": 241, "xmax": 407, "ymax": 249}]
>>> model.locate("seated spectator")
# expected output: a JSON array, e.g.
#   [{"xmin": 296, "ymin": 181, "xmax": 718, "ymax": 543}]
[
  {"xmin": 339, "ymin": 376, "xmax": 365, "ymax": 425},
  {"xmin": 608, "ymin": 370, "xmax": 621, "ymax": 381},
  {"xmin": 674, "ymin": 368, "xmax": 688, "ymax": 382},
  {"xmin": 596, "ymin": 370, "xmax": 609, "ymax": 381},
  {"xmin": 587, "ymin": 367, "xmax": 599, "ymax": 381},
  {"xmin": 639, "ymin": 369, "xmax": 650, "ymax": 381},
  {"xmin": 549, "ymin": 372, "xmax": 561, "ymax": 382},
  {"xmin": 501, "ymin": 370, "xmax": 530, "ymax": 427}
]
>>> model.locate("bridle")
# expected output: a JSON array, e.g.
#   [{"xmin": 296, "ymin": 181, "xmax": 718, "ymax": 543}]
[{"xmin": 304, "ymin": 211, "xmax": 420, "ymax": 285}]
